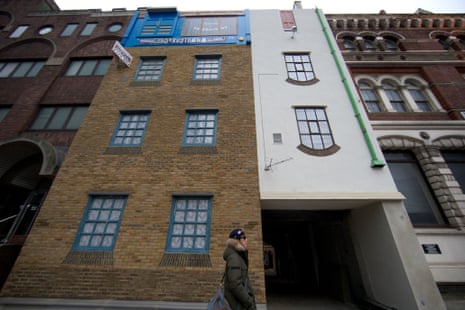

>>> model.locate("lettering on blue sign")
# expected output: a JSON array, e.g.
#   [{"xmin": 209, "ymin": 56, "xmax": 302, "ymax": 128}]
[{"xmin": 138, "ymin": 36, "xmax": 227, "ymax": 45}]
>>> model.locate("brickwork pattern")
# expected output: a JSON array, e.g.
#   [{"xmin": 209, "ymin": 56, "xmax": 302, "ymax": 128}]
[{"xmin": 1, "ymin": 44, "xmax": 265, "ymax": 303}]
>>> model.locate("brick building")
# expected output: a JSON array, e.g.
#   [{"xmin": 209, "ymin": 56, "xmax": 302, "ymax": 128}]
[
  {"xmin": 0, "ymin": 0, "xmax": 132, "ymax": 290},
  {"xmin": 0, "ymin": 1, "xmax": 464, "ymax": 310}
]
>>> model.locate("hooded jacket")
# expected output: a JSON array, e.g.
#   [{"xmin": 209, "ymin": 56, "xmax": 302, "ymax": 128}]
[{"xmin": 223, "ymin": 238, "xmax": 256, "ymax": 310}]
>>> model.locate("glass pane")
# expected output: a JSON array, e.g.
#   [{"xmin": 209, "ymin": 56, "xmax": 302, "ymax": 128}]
[
  {"xmin": 0, "ymin": 62, "xmax": 18, "ymax": 78},
  {"xmin": 30, "ymin": 107, "xmax": 54, "ymax": 130},
  {"xmin": 88, "ymin": 210, "xmax": 99, "ymax": 220},
  {"xmin": 83, "ymin": 223, "xmax": 94, "ymax": 233},
  {"xmin": 175, "ymin": 211, "xmax": 185, "ymax": 222},
  {"xmin": 173, "ymin": 224, "xmax": 184, "ymax": 234},
  {"xmin": 106, "ymin": 223, "xmax": 117, "ymax": 234},
  {"xmin": 95, "ymin": 223, "xmax": 105, "ymax": 233},
  {"xmin": 176, "ymin": 200, "xmax": 186, "ymax": 209},
  {"xmin": 65, "ymin": 61, "xmax": 83, "ymax": 76},
  {"xmin": 61, "ymin": 24, "xmax": 78, "ymax": 36},
  {"xmin": 27, "ymin": 62, "xmax": 44, "ymax": 77},
  {"xmin": 48, "ymin": 107, "xmax": 71, "ymax": 129},
  {"xmin": 183, "ymin": 237, "xmax": 194, "ymax": 248},
  {"xmin": 81, "ymin": 23, "xmax": 97, "ymax": 36},
  {"xmin": 186, "ymin": 211, "xmax": 196, "ymax": 221},
  {"xmin": 95, "ymin": 59, "xmax": 111, "ymax": 75},
  {"xmin": 99, "ymin": 210, "xmax": 110, "ymax": 220},
  {"xmin": 66, "ymin": 106, "xmax": 88, "ymax": 129},
  {"xmin": 197, "ymin": 224, "xmax": 207, "ymax": 235},
  {"xmin": 79, "ymin": 235, "xmax": 90, "ymax": 246},
  {"xmin": 90, "ymin": 235, "xmax": 102, "ymax": 247},
  {"xmin": 12, "ymin": 62, "xmax": 33, "ymax": 77},
  {"xmin": 79, "ymin": 60, "xmax": 97, "ymax": 76},
  {"xmin": 185, "ymin": 224, "xmax": 195, "ymax": 235},
  {"xmin": 195, "ymin": 237, "xmax": 205, "ymax": 249},
  {"xmin": 102, "ymin": 236, "xmax": 113, "ymax": 247},
  {"xmin": 171, "ymin": 237, "xmax": 182, "ymax": 248}
]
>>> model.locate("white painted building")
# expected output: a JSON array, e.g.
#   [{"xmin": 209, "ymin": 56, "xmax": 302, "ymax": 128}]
[{"xmin": 250, "ymin": 5, "xmax": 446, "ymax": 309}]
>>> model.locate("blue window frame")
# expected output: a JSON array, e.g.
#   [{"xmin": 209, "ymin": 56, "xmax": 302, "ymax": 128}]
[
  {"xmin": 182, "ymin": 110, "xmax": 218, "ymax": 146},
  {"xmin": 141, "ymin": 17, "xmax": 176, "ymax": 36},
  {"xmin": 72, "ymin": 195, "xmax": 127, "ymax": 251},
  {"xmin": 166, "ymin": 196, "xmax": 212, "ymax": 253},
  {"xmin": 110, "ymin": 111, "xmax": 150, "ymax": 146},
  {"xmin": 193, "ymin": 55, "xmax": 221, "ymax": 80},
  {"xmin": 134, "ymin": 57, "xmax": 166, "ymax": 81}
]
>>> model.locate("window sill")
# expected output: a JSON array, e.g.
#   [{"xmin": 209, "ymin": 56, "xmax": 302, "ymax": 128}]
[
  {"xmin": 159, "ymin": 253, "xmax": 212, "ymax": 267},
  {"xmin": 105, "ymin": 147, "xmax": 142, "ymax": 154},
  {"xmin": 179, "ymin": 146, "xmax": 218, "ymax": 154},
  {"xmin": 297, "ymin": 143, "xmax": 340, "ymax": 156}
]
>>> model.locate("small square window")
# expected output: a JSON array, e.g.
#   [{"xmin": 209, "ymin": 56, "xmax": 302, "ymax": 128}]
[
  {"xmin": 110, "ymin": 112, "xmax": 151, "ymax": 147},
  {"xmin": 134, "ymin": 57, "xmax": 166, "ymax": 81},
  {"xmin": 193, "ymin": 56, "xmax": 221, "ymax": 80},
  {"xmin": 182, "ymin": 110, "xmax": 218, "ymax": 146}
]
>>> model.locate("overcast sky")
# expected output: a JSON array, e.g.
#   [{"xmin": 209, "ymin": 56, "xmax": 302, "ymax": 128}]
[{"xmin": 56, "ymin": 0, "xmax": 465, "ymax": 14}]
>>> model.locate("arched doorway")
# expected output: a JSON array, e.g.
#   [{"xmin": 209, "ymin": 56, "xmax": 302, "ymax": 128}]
[{"xmin": 0, "ymin": 137, "xmax": 61, "ymax": 289}]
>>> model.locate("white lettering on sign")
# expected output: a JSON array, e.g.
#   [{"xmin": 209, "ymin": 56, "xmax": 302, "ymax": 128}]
[{"xmin": 112, "ymin": 41, "xmax": 133, "ymax": 67}]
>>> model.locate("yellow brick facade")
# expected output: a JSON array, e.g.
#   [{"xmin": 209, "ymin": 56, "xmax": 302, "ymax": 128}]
[{"xmin": 1, "ymin": 45, "xmax": 265, "ymax": 303}]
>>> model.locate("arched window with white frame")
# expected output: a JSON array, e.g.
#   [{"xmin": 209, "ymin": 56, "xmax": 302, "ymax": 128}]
[
  {"xmin": 381, "ymin": 80, "xmax": 408, "ymax": 112},
  {"xmin": 405, "ymin": 79, "xmax": 432, "ymax": 112},
  {"xmin": 358, "ymin": 80, "xmax": 383, "ymax": 112}
]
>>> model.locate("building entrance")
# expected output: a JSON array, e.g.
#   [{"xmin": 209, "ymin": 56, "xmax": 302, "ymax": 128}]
[{"xmin": 262, "ymin": 210, "xmax": 365, "ymax": 307}]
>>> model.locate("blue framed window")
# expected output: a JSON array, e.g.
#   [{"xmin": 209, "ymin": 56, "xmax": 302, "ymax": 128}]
[
  {"xmin": 166, "ymin": 196, "xmax": 212, "ymax": 253},
  {"xmin": 110, "ymin": 111, "xmax": 150, "ymax": 147},
  {"xmin": 182, "ymin": 110, "xmax": 218, "ymax": 146},
  {"xmin": 141, "ymin": 17, "xmax": 176, "ymax": 36},
  {"xmin": 72, "ymin": 195, "xmax": 127, "ymax": 251},
  {"xmin": 134, "ymin": 57, "xmax": 166, "ymax": 81},
  {"xmin": 193, "ymin": 55, "xmax": 221, "ymax": 80}
]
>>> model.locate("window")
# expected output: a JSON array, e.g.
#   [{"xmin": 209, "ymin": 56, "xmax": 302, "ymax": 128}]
[
  {"xmin": 9, "ymin": 25, "xmax": 29, "ymax": 38},
  {"xmin": 183, "ymin": 110, "xmax": 218, "ymax": 146},
  {"xmin": 0, "ymin": 61, "xmax": 45, "ymax": 78},
  {"xmin": 166, "ymin": 196, "xmax": 212, "ymax": 253},
  {"xmin": 141, "ymin": 17, "xmax": 175, "ymax": 36},
  {"xmin": 359, "ymin": 81, "xmax": 382, "ymax": 112},
  {"xmin": 110, "ymin": 112, "xmax": 150, "ymax": 146},
  {"xmin": 80, "ymin": 23, "xmax": 97, "ymax": 36},
  {"xmin": 284, "ymin": 53, "xmax": 316, "ymax": 83},
  {"xmin": 436, "ymin": 35, "xmax": 451, "ymax": 50},
  {"xmin": 183, "ymin": 16, "xmax": 237, "ymax": 36},
  {"xmin": 193, "ymin": 56, "xmax": 221, "ymax": 80},
  {"xmin": 385, "ymin": 152, "xmax": 445, "ymax": 225},
  {"xmin": 134, "ymin": 57, "xmax": 166, "ymax": 81},
  {"xmin": 405, "ymin": 80, "xmax": 432, "ymax": 112},
  {"xmin": 72, "ymin": 195, "xmax": 127, "ymax": 251},
  {"xmin": 342, "ymin": 36, "xmax": 357, "ymax": 51},
  {"xmin": 382, "ymin": 81, "xmax": 408, "ymax": 112},
  {"xmin": 356, "ymin": 76, "xmax": 439, "ymax": 113},
  {"xmin": 30, "ymin": 106, "xmax": 88, "ymax": 130},
  {"xmin": 295, "ymin": 107, "xmax": 335, "ymax": 151},
  {"xmin": 61, "ymin": 23, "xmax": 78, "ymax": 36},
  {"xmin": 442, "ymin": 151, "xmax": 465, "ymax": 194},
  {"xmin": 38, "ymin": 25, "xmax": 53, "ymax": 35},
  {"xmin": 65, "ymin": 59, "xmax": 111, "ymax": 76},
  {"xmin": 363, "ymin": 37, "xmax": 377, "ymax": 51},
  {"xmin": 0, "ymin": 107, "xmax": 10, "ymax": 122},
  {"xmin": 107, "ymin": 23, "xmax": 122, "ymax": 33},
  {"xmin": 383, "ymin": 37, "xmax": 399, "ymax": 51}
]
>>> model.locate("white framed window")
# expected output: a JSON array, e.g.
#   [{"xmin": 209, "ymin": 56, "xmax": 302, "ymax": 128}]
[
  {"xmin": 355, "ymin": 75, "xmax": 441, "ymax": 113},
  {"xmin": 284, "ymin": 52, "xmax": 316, "ymax": 84}
]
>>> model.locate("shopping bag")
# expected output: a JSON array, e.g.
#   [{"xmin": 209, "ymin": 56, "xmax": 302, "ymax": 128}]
[{"xmin": 207, "ymin": 287, "xmax": 232, "ymax": 310}]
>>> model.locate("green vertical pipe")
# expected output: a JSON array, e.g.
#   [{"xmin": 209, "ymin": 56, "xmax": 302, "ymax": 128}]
[{"xmin": 315, "ymin": 8, "xmax": 385, "ymax": 168}]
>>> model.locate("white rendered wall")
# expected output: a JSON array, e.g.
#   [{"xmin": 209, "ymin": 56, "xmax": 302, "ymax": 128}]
[{"xmin": 250, "ymin": 9, "xmax": 401, "ymax": 208}]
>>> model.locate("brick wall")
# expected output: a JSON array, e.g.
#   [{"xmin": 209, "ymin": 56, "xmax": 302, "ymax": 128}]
[{"xmin": 1, "ymin": 44, "xmax": 265, "ymax": 303}]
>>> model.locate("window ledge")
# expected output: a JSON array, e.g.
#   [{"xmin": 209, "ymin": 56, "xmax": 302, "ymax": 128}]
[
  {"xmin": 63, "ymin": 251, "xmax": 113, "ymax": 265},
  {"xmin": 159, "ymin": 253, "xmax": 212, "ymax": 267},
  {"xmin": 286, "ymin": 78, "xmax": 320, "ymax": 86},
  {"xmin": 190, "ymin": 79, "xmax": 221, "ymax": 86},
  {"xmin": 297, "ymin": 143, "xmax": 340, "ymax": 156}
]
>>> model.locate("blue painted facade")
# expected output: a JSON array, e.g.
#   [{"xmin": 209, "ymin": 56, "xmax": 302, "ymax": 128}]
[{"xmin": 121, "ymin": 8, "xmax": 250, "ymax": 47}]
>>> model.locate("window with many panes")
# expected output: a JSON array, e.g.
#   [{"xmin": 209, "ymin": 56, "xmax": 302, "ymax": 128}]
[
  {"xmin": 385, "ymin": 151, "xmax": 445, "ymax": 225},
  {"xmin": 72, "ymin": 195, "xmax": 127, "ymax": 251},
  {"xmin": 65, "ymin": 59, "xmax": 111, "ymax": 76},
  {"xmin": 356, "ymin": 75, "xmax": 439, "ymax": 113},
  {"xmin": 166, "ymin": 196, "xmax": 212, "ymax": 253},
  {"xmin": 193, "ymin": 55, "xmax": 221, "ymax": 80},
  {"xmin": 80, "ymin": 23, "xmax": 97, "ymax": 36},
  {"xmin": 295, "ymin": 107, "xmax": 336, "ymax": 152},
  {"xmin": 134, "ymin": 57, "xmax": 166, "ymax": 81},
  {"xmin": 9, "ymin": 25, "xmax": 29, "ymax": 38},
  {"xmin": 110, "ymin": 111, "xmax": 150, "ymax": 147},
  {"xmin": 284, "ymin": 53, "xmax": 317, "ymax": 84},
  {"xmin": 183, "ymin": 16, "xmax": 237, "ymax": 36},
  {"xmin": 30, "ymin": 106, "xmax": 88, "ymax": 130},
  {"xmin": 182, "ymin": 110, "xmax": 217, "ymax": 146},
  {"xmin": 0, "ymin": 61, "xmax": 45, "ymax": 78},
  {"xmin": 61, "ymin": 23, "xmax": 78, "ymax": 36}
]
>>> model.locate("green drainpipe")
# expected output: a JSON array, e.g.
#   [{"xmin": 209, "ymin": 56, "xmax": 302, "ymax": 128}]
[{"xmin": 315, "ymin": 8, "xmax": 385, "ymax": 168}]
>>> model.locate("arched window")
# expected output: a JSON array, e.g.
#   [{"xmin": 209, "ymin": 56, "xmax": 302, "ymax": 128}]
[
  {"xmin": 342, "ymin": 36, "xmax": 357, "ymax": 51},
  {"xmin": 436, "ymin": 35, "xmax": 451, "ymax": 50},
  {"xmin": 358, "ymin": 81, "xmax": 383, "ymax": 112},
  {"xmin": 405, "ymin": 80, "xmax": 432, "ymax": 112},
  {"xmin": 382, "ymin": 81, "xmax": 407, "ymax": 112},
  {"xmin": 383, "ymin": 36, "xmax": 399, "ymax": 51},
  {"xmin": 363, "ymin": 36, "xmax": 377, "ymax": 51}
]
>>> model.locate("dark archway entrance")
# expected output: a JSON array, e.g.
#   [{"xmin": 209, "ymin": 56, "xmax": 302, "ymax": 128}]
[{"xmin": 262, "ymin": 210, "xmax": 365, "ymax": 307}]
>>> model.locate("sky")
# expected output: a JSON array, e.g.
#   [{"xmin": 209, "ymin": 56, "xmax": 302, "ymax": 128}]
[{"xmin": 56, "ymin": 0, "xmax": 465, "ymax": 14}]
